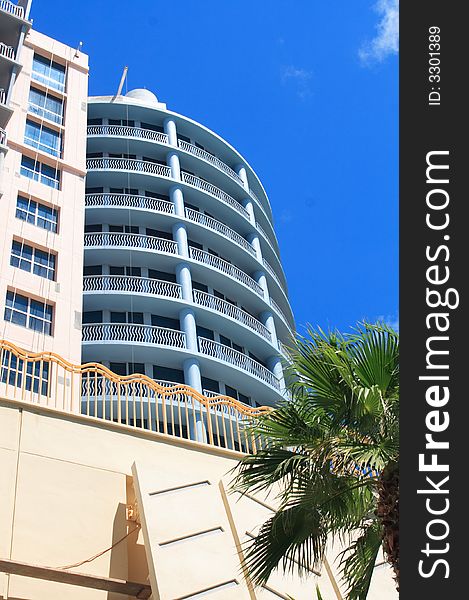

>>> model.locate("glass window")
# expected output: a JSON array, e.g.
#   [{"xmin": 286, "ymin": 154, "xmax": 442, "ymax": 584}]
[
  {"xmin": 196, "ymin": 326, "xmax": 214, "ymax": 341},
  {"xmin": 110, "ymin": 362, "xmax": 145, "ymax": 375},
  {"xmin": 151, "ymin": 315, "xmax": 179, "ymax": 329},
  {"xmin": 148, "ymin": 269, "xmax": 176, "ymax": 283},
  {"xmin": 10, "ymin": 240, "xmax": 56, "ymax": 280},
  {"xmin": 28, "ymin": 88, "xmax": 63, "ymax": 124},
  {"xmin": 83, "ymin": 265, "xmax": 102, "ymax": 275},
  {"xmin": 4, "ymin": 291, "xmax": 53, "ymax": 335},
  {"xmin": 32, "ymin": 54, "xmax": 66, "ymax": 92},
  {"xmin": 152, "ymin": 365, "xmax": 185, "ymax": 384},
  {"xmin": 1, "ymin": 352, "xmax": 50, "ymax": 396},
  {"xmin": 82, "ymin": 311, "xmax": 102, "ymax": 324},
  {"xmin": 201, "ymin": 377, "xmax": 219, "ymax": 393},
  {"xmin": 20, "ymin": 155, "xmax": 60, "ymax": 189},
  {"xmin": 84, "ymin": 224, "xmax": 102, "ymax": 233},
  {"xmin": 24, "ymin": 119, "xmax": 62, "ymax": 157}
]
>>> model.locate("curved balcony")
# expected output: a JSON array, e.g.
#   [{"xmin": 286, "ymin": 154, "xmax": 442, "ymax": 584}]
[
  {"xmin": 185, "ymin": 208, "xmax": 256, "ymax": 258},
  {"xmin": 193, "ymin": 290, "xmax": 271, "ymax": 342},
  {"xmin": 86, "ymin": 157, "xmax": 172, "ymax": 179},
  {"xmin": 83, "ymin": 275, "xmax": 182, "ymax": 299},
  {"xmin": 181, "ymin": 172, "xmax": 249, "ymax": 220},
  {"xmin": 85, "ymin": 193, "xmax": 175, "ymax": 216},
  {"xmin": 178, "ymin": 139, "xmax": 244, "ymax": 186},
  {"xmin": 270, "ymin": 297, "xmax": 294, "ymax": 332},
  {"xmin": 84, "ymin": 232, "xmax": 178, "ymax": 255},
  {"xmin": 263, "ymin": 257, "xmax": 284, "ymax": 290},
  {"xmin": 256, "ymin": 220, "xmax": 280, "ymax": 256},
  {"xmin": 189, "ymin": 247, "xmax": 262, "ymax": 296},
  {"xmin": 82, "ymin": 323, "xmax": 186, "ymax": 348},
  {"xmin": 198, "ymin": 337, "xmax": 280, "ymax": 390},
  {"xmin": 87, "ymin": 124, "xmax": 169, "ymax": 145}
]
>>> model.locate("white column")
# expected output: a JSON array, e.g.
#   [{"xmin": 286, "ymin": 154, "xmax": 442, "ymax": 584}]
[
  {"xmin": 175, "ymin": 262, "xmax": 193, "ymax": 302},
  {"xmin": 164, "ymin": 117, "xmax": 178, "ymax": 147},
  {"xmin": 236, "ymin": 164, "xmax": 250, "ymax": 192},
  {"xmin": 247, "ymin": 232, "xmax": 263, "ymax": 262},
  {"xmin": 173, "ymin": 222, "xmax": 189, "ymax": 258},
  {"xmin": 267, "ymin": 355, "xmax": 286, "ymax": 393},
  {"xmin": 260, "ymin": 310, "xmax": 279, "ymax": 349},
  {"xmin": 167, "ymin": 151, "xmax": 181, "ymax": 181},
  {"xmin": 254, "ymin": 270, "xmax": 270, "ymax": 303},
  {"xmin": 242, "ymin": 198, "xmax": 256, "ymax": 226}
]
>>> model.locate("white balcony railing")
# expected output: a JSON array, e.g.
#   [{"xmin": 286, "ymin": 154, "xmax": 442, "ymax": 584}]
[
  {"xmin": 0, "ymin": 42, "xmax": 15, "ymax": 60},
  {"xmin": 86, "ymin": 157, "xmax": 171, "ymax": 179},
  {"xmin": 270, "ymin": 297, "xmax": 293, "ymax": 331},
  {"xmin": 178, "ymin": 140, "xmax": 244, "ymax": 186},
  {"xmin": 181, "ymin": 172, "xmax": 249, "ymax": 220},
  {"xmin": 83, "ymin": 275, "xmax": 182, "ymax": 299},
  {"xmin": 198, "ymin": 337, "xmax": 280, "ymax": 390},
  {"xmin": 263, "ymin": 258, "xmax": 284, "ymax": 289},
  {"xmin": 87, "ymin": 125, "xmax": 169, "ymax": 145},
  {"xmin": 278, "ymin": 340, "xmax": 292, "ymax": 361},
  {"xmin": 82, "ymin": 323, "xmax": 186, "ymax": 348},
  {"xmin": 256, "ymin": 220, "xmax": 279, "ymax": 254},
  {"xmin": 185, "ymin": 208, "xmax": 256, "ymax": 257},
  {"xmin": 0, "ymin": 128, "xmax": 6, "ymax": 146},
  {"xmin": 85, "ymin": 193, "xmax": 175, "ymax": 215},
  {"xmin": 84, "ymin": 232, "xmax": 178, "ymax": 255},
  {"xmin": 193, "ymin": 290, "xmax": 271, "ymax": 342},
  {"xmin": 0, "ymin": 0, "xmax": 25, "ymax": 18},
  {"xmin": 189, "ymin": 247, "xmax": 263, "ymax": 296}
]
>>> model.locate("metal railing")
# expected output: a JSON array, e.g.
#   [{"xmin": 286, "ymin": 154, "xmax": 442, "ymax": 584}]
[
  {"xmin": 178, "ymin": 139, "xmax": 243, "ymax": 185},
  {"xmin": 185, "ymin": 208, "xmax": 256, "ymax": 257},
  {"xmin": 82, "ymin": 323, "xmax": 186, "ymax": 348},
  {"xmin": 189, "ymin": 247, "xmax": 263, "ymax": 296},
  {"xmin": 84, "ymin": 232, "xmax": 178, "ymax": 255},
  {"xmin": 181, "ymin": 172, "xmax": 249, "ymax": 219},
  {"xmin": 270, "ymin": 297, "xmax": 294, "ymax": 332},
  {"xmin": 0, "ymin": 0, "xmax": 24, "ymax": 17},
  {"xmin": 87, "ymin": 125, "xmax": 169, "ymax": 145},
  {"xmin": 0, "ymin": 89, "xmax": 5, "ymax": 105},
  {"xmin": 86, "ymin": 157, "xmax": 171, "ymax": 179},
  {"xmin": 198, "ymin": 337, "xmax": 280, "ymax": 390},
  {"xmin": 256, "ymin": 221, "xmax": 279, "ymax": 255},
  {"xmin": 83, "ymin": 275, "xmax": 182, "ymax": 299},
  {"xmin": 0, "ymin": 339, "xmax": 270, "ymax": 454},
  {"xmin": 85, "ymin": 193, "xmax": 175, "ymax": 215},
  {"xmin": 193, "ymin": 290, "xmax": 271, "ymax": 341},
  {"xmin": 0, "ymin": 42, "xmax": 15, "ymax": 60},
  {"xmin": 263, "ymin": 258, "xmax": 284, "ymax": 289},
  {"xmin": 0, "ymin": 128, "xmax": 6, "ymax": 146}
]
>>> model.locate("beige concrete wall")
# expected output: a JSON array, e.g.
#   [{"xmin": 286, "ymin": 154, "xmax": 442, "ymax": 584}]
[
  {"xmin": 0, "ymin": 29, "xmax": 88, "ymax": 363},
  {"xmin": 0, "ymin": 399, "xmax": 398, "ymax": 600}
]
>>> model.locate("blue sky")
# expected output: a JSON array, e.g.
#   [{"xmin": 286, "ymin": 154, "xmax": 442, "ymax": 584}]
[{"xmin": 32, "ymin": 0, "xmax": 398, "ymax": 334}]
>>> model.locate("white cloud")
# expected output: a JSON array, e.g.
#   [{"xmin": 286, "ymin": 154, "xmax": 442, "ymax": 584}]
[
  {"xmin": 359, "ymin": 0, "xmax": 399, "ymax": 65},
  {"xmin": 375, "ymin": 313, "xmax": 400, "ymax": 331},
  {"xmin": 281, "ymin": 65, "xmax": 312, "ymax": 99}
]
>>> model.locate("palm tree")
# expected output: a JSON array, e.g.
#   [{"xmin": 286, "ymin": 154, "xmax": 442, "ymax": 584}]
[{"xmin": 231, "ymin": 322, "xmax": 399, "ymax": 600}]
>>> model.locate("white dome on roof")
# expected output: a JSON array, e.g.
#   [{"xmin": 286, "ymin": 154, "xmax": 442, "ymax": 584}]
[{"xmin": 125, "ymin": 88, "xmax": 158, "ymax": 103}]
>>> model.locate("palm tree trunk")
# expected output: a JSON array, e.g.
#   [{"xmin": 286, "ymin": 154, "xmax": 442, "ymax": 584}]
[{"xmin": 376, "ymin": 461, "xmax": 399, "ymax": 590}]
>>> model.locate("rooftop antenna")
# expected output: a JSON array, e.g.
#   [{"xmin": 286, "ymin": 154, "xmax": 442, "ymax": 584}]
[
  {"xmin": 74, "ymin": 41, "xmax": 83, "ymax": 58},
  {"xmin": 116, "ymin": 66, "xmax": 128, "ymax": 97}
]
